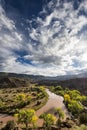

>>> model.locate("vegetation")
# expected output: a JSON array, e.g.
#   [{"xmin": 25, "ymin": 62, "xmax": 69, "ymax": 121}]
[
  {"xmin": 50, "ymin": 86, "xmax": 87, "ymax": 117},
  {"xmin": 49, "ymin": 85, "xmax": 87, "ymax": 129},
  {"xmin": 0, "ymin": 86, "xmax": 48, "ymax": 114},
  {"xmin": 1, "ymin": 120, "xmax": 16, "ymax": 130},
  {"xmin": 68, "ymin": 100, "xmax": 83, "ymax": 116},
  {"xmin": 0, "ymin": 84, "xmax": 87, "ymax": 130},
  {"xmin": 15, "ymin": 109, "xmax": 38, "ymax": 129},
  {"xmin": 40, "ymin": 113, "xmax": 56, "ymax": 130},
  {"xmin": 79, "ymin": 112, "xmax": 87, "ymax": 124},
  {"xmin": 73, "ymin": 124, "xmax": 87, "ymax": 130},
  {"xmin": 55, "ymin": 108, "xmax": 64, "ymax": 127}
]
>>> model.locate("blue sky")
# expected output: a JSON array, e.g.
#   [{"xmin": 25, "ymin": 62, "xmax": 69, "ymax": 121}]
[{"xmin": 0, "ymin": 0, "xmax": 87, "ymax": 76}]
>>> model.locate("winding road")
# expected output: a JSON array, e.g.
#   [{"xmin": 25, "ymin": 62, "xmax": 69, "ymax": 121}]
[{"xmin": 0, "ymin": 89, "xmax": 70, "ymax": 126}]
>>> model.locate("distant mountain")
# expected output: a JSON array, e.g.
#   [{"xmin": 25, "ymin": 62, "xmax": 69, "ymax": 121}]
[
  {"xmin": 0, "ymin": 72, "xmax": 87, "ymax": 81},
  {"xmin": 0, "ymin": 72, "xmax": 87, "ymax": 95}
]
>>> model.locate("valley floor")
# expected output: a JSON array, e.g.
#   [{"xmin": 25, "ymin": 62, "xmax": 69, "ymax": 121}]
[{"xmin": 0, "ymin": 89, "xmax": 69, "ymax": 127}]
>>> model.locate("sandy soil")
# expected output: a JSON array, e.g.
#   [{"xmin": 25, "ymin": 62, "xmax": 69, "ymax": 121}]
[{"xmin": 0, "ymin": 114, "xmax": 15, "ymax": 124}]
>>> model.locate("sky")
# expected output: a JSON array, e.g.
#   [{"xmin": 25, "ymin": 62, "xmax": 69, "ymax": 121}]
[{"xmin": 0, "ymin": 0, "xmax": 87, "ymax": 76}]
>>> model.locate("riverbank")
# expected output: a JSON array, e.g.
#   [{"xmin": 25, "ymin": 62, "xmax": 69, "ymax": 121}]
[{"xmin": 0, "ymin": 89, "xmax": 70, "ymax": 126}]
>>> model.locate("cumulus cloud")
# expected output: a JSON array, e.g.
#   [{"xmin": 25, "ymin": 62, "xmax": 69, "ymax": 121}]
[
  {"xmin": 0, "ymin": 3, "xmax": 25, "ymax": 71},
  {"xmin": 27, "ymin": 0, "xmax": 87, "ymax": 75},
  {"xmin": 0, "ymin": 0, "xmax": 87, "ymax": 76}
]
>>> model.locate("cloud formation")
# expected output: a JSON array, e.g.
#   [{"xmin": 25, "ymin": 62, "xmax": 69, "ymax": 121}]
[{"xmin": 0, "ymin": 0, "xmax": 87, "ymax": 76}]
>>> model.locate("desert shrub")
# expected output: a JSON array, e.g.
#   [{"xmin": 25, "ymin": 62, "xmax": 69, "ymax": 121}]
[
  {"xmin": 73, "ymin": 124, "xmax": 87, "ymax": 130},
  {"xmin": 81, "ymin": 97, "xmax": 87, "ymax": 107},
  {"xmin": 1, "ymin": 120, "xmax": 16, "ymax": 130},
  {"xmin": 32, "ymin": 92, "xmax": 37, "ymax": 96},
  {"xmin": 68, "ymin": 100, "xmax": 83, "ymax": 116},
  {"xmin": 40, "ymin": 113, "xmax": 56, "ymax": 129},
  {"xmin": 55, "ymin": 108, "xmax": 64, "ymax": 127},
  {"xmin": 0, "ymin": 100, "xmax": 5, "ymax": 107},
  {"xmin": 36, "ymin": 101, "xmax": 41, "ymax": 105},
  {"xmin": 79, "ymin": 112, "xmax": 87, "ymax": 124},
  {"xmin": 57, "ymin": 90, "xmax": 65, "ymax": 96},
  {"xmin": 14, "ymin": 109, "xmax": 38, "ymax": 129},
  {"xmin": 67, "ymin": 90, "xmax": 81, "ymax": 100},
  {"xmin": 64, "ymin": 94, "xmax": 71, "ymax": 104},
  {"xmin": 55, "ymin": 86, "xmax": 63, "ymax": 91}
]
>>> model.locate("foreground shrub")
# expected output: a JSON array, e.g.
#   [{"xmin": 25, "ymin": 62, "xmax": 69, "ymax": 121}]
[
  {"xmin": 55, "ymin": 108, "xmax": 64, "ymax": 127},
  {"xmin": 1, "ymin": 120, "xmax": 16, "ymax": 130},
  {"xmin": 73, "ymin": 124, "xmax": 87, "ymax": 130},
  {"xmin": 68, "ymin": 100, "xmax": 83, "ymax": 116},
  {"xmin": 15, "ymin": 109, "xmax": 38, "ymax": 129},
  {"xmin": 79, "ymin": 112, "xmax": 87, "ymax": 124},
  {"xmin": 40, "ymin": 113, "xmax": 56, "ymax": 130}
]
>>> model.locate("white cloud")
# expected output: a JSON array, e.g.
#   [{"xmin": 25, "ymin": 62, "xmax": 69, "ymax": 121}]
[
  {"xmin": 0, "ymin": 0, "xmax": 87, "ymax": 76},
  {"xmin": 0, "ymin": 4, "xmax": 25, "ymax": 71},
  {"xmin": 27, "ymin": 0, "xmax": 87, "ymax": 75},
  {"xmin": 79, "ymin": 0, "xmax": 87, "ymax": 12},
  {"xmin": 0, "ymin": 5, "xmax": 15, "ymax": 30}
]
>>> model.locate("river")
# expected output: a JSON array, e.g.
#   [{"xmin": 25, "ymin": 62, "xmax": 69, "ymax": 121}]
[
  {"xmin": 36, "ymin": 89, "xmax": 70, "ymax": 126},
  {"xmin": 0, "ymin": 89, "xmax": 69, "ymax": 126}
]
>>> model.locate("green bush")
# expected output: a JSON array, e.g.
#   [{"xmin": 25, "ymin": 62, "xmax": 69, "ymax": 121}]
[
  {"xmin": 79, "ymin": 112, "xmax": 87, "ymax": 124},
  {"xmin": 1, "ymin": 120, "xmax": 16, "ymax": 130},
  {"xmin": 68, "ymin": 100, "xmax": 83, "ymax": 116},
  {"xmin": 55, "ymin": 86, "xmax": 63, "ymax": 91},
  {"xmin": 73, "ymin": 124, "xmax": 87, "ymax": 130}
]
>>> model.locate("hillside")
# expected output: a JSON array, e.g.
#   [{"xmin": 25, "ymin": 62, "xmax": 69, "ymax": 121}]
[
  {"xmin": 38, "ymin": 78, "xmax": 87, "ymax": 95},
  {"xmin": 0, "ymin": 72, "xmax": 87, "ymax": 95},
  {"xmin": 0, "ymin": 72, "xmax": 87, "ymax": 130},
  {"xmin": 0, "ymin": 77, "xmax": 31, "ymax": 88}
]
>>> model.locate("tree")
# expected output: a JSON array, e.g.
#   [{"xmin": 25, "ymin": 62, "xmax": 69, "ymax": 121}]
[
  {"xmin": 64, "ymin": 94, "xmax": 71, "ymax": 104},
  {"xmin": 55, "ymin": 108, "xmax": 64, "ymax": 127},
  {"xmin": 15, "ymin": 109, "xmax": 38, "ymax": 130},
  {"xmin": 40, "ymin": 113, "xmax": 56, "ymax": 130},
  {"xmin": 67, "ymin": 90, "xmax": 81, "ymax": 100},
  {"xmin": 68, "ymin": 100, "xmax": 84, "ymax": 116},
  {"xmin": 31, "ymin": 115, "xmax": 38, "ymax": 128},
  {"xmin": 77, "ymin": 95, "xmax": 87, "ymax": 102}
]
